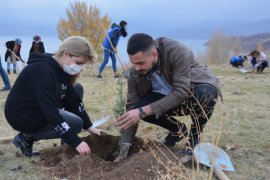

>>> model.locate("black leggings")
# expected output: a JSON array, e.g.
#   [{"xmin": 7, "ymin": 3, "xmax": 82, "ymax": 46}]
[
  {"xmin": 30, "ymin": 109, "xmax": 83, "ymax": 141},
  {"xmin": 30, "ymin": 83, "xmax": 84, "ymax": 141}
]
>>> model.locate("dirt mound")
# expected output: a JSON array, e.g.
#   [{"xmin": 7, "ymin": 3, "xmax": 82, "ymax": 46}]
[{"xmin": 36, "ymin": 133, "xmax": 180, "ymax": 179}]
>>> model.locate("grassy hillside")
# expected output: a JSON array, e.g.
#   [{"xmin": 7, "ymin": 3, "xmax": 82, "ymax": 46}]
[{"xmin": 0, "ymin": 65, "xmax": 269, "ymax": 179}]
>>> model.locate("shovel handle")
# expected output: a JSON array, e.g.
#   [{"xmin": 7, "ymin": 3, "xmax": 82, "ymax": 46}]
[
  {"xmin": 214, "ymin": 169, "xmax": 230, "ymax": 180},
  {"xmin": 0, "ymin": 136, "xmax": 13, "ymax": 144}
]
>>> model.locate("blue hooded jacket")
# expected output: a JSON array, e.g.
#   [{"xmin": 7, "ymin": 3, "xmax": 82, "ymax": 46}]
[
  {"xmin": 230, "ymin": 56, "xmax": 244, "ymax": 63},
  {"xmin": 102, "ymin": 23, "xmax": 122, "ymax": 50}
]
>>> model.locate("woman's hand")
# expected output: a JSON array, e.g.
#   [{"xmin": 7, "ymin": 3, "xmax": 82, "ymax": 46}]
[
  {"xmin": 87, "ymin": 127, "xmax": 104, "ymax": 136},
  {"xmin": 76, "ymin": 141, "xmax": 91, "ymax": 155}
]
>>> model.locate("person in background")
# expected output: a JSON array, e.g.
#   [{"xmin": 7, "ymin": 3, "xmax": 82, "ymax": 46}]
[
  {"xmin": 29, "ymin": 35, "xmax": 45, "ymax": 56},
  {"xmin": 249, "ymin": 52, "xmax": 258, "ymax": 72},
  {"xmin": 0, "ymin": 55, "xmax": 11, "ymax": 91},
  {"xmin": 249, "ymin": 50, "xmax": 269, "ymax": 73},
  {"xmin": 230, "ymin": 55, "xmax": 247, "ymax": 68},
  {"xmin": 115, "ymin": 33, "xmax": 221, "ymax": 161},
  {"xmin": 5, "ymin": 36, "xmax": 102, "ymax": 157},
  {"xmin": 96, "ymin": 20, "xmax": 128, "ymax": 80},
  {"xmin": 5, "ymin": 38, "xmax": 22, "ymax": 74}
]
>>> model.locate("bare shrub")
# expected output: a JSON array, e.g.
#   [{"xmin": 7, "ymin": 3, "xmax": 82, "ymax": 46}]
[
  {"xmin": 195, "ymin": 51, "xmax": 210, "ymax": 66},
  {"xmin": 232, "ymin": 36, "xmax": 242, "ymax": 56},
  {"xmin": 257, "ymin": 42, "xmax": 265, "ymax": 52},
  {"xmin": 147, "ymin": 89, "xmax": 223, "ymax": 179},
  {"xmin": 57, "ymin": 2, "xmax": 111, "ymax": 57},
  {"xmin": 207, "ymin": 32, "xmax": 233, "ymax": 65}
]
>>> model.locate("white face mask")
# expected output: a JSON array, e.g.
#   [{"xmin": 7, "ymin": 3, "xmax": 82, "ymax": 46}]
[{"xmin": 63, "ymin": 63, "xmax": 81, "ymax": 75}]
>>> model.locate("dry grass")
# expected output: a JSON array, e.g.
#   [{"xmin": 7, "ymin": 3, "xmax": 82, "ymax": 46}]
[{"xmin": 0, "ymin": 65, "xmax": 270, "ymax": 179}]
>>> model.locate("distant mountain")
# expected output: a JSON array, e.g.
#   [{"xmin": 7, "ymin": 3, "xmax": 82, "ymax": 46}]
[
  {"xmin": 204, "ymin": 32, "xmax": 270, "ymax": 53},
  {"xmin": 232, "ymin": 33, "xmax": 270, "ymax": 52},
  {"xmin": 169, "ymin": 19, "xmax": 270, "ymax": 39}
]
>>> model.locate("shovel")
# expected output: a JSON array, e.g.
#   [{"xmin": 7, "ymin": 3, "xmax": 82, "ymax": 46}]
[
  {"xmin": 194, "ymin": 142, "xmax": 235, "ymax": 180},
  {"xmin": 92, "ymin": 116, "xmax": 110, "ymax": 128},
  {"xmin": 239, "ymin": 68, "xmax": 250, "ymax": 73}
]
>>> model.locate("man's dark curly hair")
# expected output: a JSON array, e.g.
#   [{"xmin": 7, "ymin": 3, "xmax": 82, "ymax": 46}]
[{"xmin": 127, "ymin": 33, "xmax": 154, "ymax": 55}]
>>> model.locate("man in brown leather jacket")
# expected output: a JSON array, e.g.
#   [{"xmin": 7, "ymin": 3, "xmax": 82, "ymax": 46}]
[{"xmin": 115, "ymin": 33, "xmax": 221, "ymax": 160}]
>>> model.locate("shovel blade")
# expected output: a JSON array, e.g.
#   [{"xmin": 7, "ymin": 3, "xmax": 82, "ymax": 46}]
[
  {"xmin": 239, "ymin": 68, "xmax": 249, "ymax": 73},
  {"xmin": 92, "ymin": 116, "xmax": 110, "ymax": 128},
  {"xmin": 194, "ymin": 143, "xmax": 235, "ymax": 172}
]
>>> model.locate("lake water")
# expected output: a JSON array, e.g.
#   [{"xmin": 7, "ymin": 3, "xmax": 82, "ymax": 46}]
[
  {"xmin": 0, "ymin": 36, "xmax": 207, "ymax": 71},
  {"xmin": 117, "ymin": 38, "xmax": 208, "ymax": 64}
]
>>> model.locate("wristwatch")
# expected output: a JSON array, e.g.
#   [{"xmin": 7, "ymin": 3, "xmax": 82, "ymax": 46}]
[{"xmin": 139, "ymin": 107, "xmax": 147, "ymax": 119}]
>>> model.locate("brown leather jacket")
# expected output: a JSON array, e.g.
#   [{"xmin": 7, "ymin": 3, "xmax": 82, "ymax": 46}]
[{"xmin": 126, "ymin": 37, "xmax": 222, "ymax": 118}]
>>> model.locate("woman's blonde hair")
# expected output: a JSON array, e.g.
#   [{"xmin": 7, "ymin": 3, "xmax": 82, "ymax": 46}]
[{"xmin": 56, "ymin": 36, "xmax": 97, "ymax": 63}]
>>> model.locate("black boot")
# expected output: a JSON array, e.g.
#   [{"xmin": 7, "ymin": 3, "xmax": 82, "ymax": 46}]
[
  {"xmin": 13, "ymin": 69, "xmax": 16, "ymax": 74},
  {"xmin": 162, "ymin": 127, "xmax": 188, "ymax": 147},
  {"xmin": 13, "ymin": 133, "xmax": 39, "ymax": 157},
  {"xmin": 187, "ymin": 125, "xmax": 200, "ymax": 149},
  {"xmin": 7, "ymin": 69, "xmax": 10, "ymax": 74},
  {"xmin": 187, "ymin": 134, "xmax": 199, "ymax": 149},
  {"xmin": 163, "ymin": 133, "xmax": 182, "ymax": 147}
]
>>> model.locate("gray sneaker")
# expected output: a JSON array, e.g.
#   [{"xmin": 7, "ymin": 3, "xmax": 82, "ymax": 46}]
[
  {"xmin": 178, "ymin": 148, "xmax": 193, "ymax": 156},
  {"xmin": 96, "ymin": 74, "xmax": 102, "ymax": 80}
]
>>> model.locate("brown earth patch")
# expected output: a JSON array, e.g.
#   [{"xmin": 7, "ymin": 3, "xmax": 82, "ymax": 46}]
[{"xmin": 35, "ymin": 133, "xmax": 182, "ymax": 180}]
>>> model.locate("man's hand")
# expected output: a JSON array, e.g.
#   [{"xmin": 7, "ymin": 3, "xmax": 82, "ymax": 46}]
[
  {"xmin": 116, "ymin": 109, "xmax": 140, "ymax": 129},
  {"xmin": 76, "ymin": 141, "xmax": 91, "ymax": 155},
  {"xmin": 113, "ymin": 47, "xmax": 117, "ymax": 53}
]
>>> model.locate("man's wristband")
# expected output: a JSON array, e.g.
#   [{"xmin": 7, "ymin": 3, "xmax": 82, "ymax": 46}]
[{"xmin": 139, "ymin": 107, "xmax": 147, "ymax": 119}]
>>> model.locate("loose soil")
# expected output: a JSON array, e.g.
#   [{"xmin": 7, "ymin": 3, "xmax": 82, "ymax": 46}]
[{"xmin": 35, "ymin": 133, "xmax": 181, "ymax": 180}]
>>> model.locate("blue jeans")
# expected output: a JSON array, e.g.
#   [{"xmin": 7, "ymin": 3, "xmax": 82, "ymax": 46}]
[
  {"xmin": 98, "ymin": 49, "xmax": 117, "ymax": 74},
  {"xmin": 7, "ymin": 62, "xmax": 16, "ymax": 72},
  {"xmin": 0, "ymin": 56, "xmax": 11, "ymax": 88},
  {"xmin": 257, "ymin": 60, "xmax": 269, "ymax": 72},
  {"xmin": 251, "ymin": 57, "xmax": 257, "ymax": 67}
]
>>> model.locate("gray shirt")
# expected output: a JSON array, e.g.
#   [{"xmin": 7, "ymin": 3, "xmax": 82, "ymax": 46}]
[{"xmin": 150, "ymin": 70, "xmax": 172, "ymax": 95}]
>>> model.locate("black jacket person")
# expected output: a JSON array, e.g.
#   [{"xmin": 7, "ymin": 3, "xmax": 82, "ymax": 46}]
[
  {"xmin": 5, "ymin": 38, "xmax": 22, "ymax": 74},
  {"xmin": 29, "ymin": 35, "xmax": 45, "ymax": 56},
  {"xmin": 5, "ymin": 36, "xmax": 101, "ymax": 156}
]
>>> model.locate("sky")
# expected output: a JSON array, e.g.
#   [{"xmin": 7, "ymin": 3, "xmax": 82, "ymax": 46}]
[{"xmin": 0, "ymin": 0, "xmax": 269, "ymax": 38}]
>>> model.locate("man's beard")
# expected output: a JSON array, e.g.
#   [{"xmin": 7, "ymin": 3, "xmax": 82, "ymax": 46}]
[{"xmin": 138, "ymin": 60, "xmax": 157, "ymax": 75}]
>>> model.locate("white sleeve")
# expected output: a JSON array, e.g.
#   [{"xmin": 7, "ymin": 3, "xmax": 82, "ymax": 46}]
[{"xmin": 259, "ymin": 52, "xmax": 267, "ymax": 61}]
